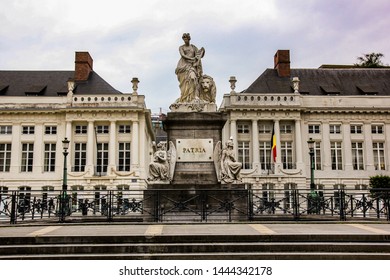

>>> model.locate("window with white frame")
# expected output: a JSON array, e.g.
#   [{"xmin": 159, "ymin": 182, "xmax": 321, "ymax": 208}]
[
  {"xmin": 95, "ymin": 125, "xmax": 109, "ymax": 134},
  {"xmin": 280, "ymin": 124, "xmax": 292, "ymax": 134},
  {"xmin": 118, "ymin": 125, "xmax": 131, "ymax": 134},
  {"xmin": 96, "ymin": 143, "xmax": 109, "ymax": 174},
  {"xmin": 352, "ymin": 142, "xmax": 364, "ymax": 170},
  {"xmin": 44, "ymin": 143, "xmax": 56, "ymax": 172},
  {"xmin": 284, "ymin": 183, "xmax": 296, "ymax": 209},
  {"xmin": 118, "ymin": 142, "xmax": 131, "ymax": 171},
  {"xmin": 373, "ymin": 142, "xmax": 386, "ymax": 170},
  {"xmin": 259, "ymin": 124, "xmax": 272, "ymax": 134},
  {"xmin": 261, "ymin": 183, "xmax": 275, "ymax": 203},
  {"xmin": 0, "ymin": 125, "xmax": 12, "ymax": 134},
  {"xmin": 371, "ymin": 125, "xmax": 384, "ymax": 134},
  {"xmin": 329, "ymin": 124, "xmax": 341, "ymax": 134},
  {"xmin": 44, "ymin": 126, "xmax": 57, "ymax": 135},
  {"xmin": 0, "ymin": 143, "xmax": 12, "ymax": 172},
  {"xmin": 22, "ymin": 126, "xmax": 34, "ymax": 135},
  {"xmin": 0, "ymin": 186, "xmax": 8, "ymax": 194},
  {"xmin": 259, "ymin": 141, "xmax": 271, "ymax": 169},
  {"xmin": 18, "ymin": 186, "xmax": 32, "ymax": 208},
  {"xmin": 313, "ymin": 142, "xmax": 322, "ymax": 170},
  {"xmin": 308, "ymin": 124, "xmax": 321, "ymax": 134},
  {"xmin": 73, "ymin": 143, "xmax": 86, "ymax": 172},
  {"xmin": 333, "ymin": 184, "xmax": 345, "ymax": 209},
  {"xmin": 331, "ymin": 142, "xmax": 343, "ymax": 170},
  {"xmin": 75, "ymin": 125, "xmax": 87, "ymax": 134},
  {"xmin": 350, "ymin": 125, "xmax": 362, "ymax": 134},
  {"xmin": 238, "ymin": 141, "xmax": 251, "ymax": 169},
  {"xmin": 21, "ymin": 143, "xmax": 34, "ymax": 172},
  {"xmin": 281, "ymin": 141, "xmax": 293, "ymax": 169},
  {"xmin": 237, "ymin": 124, "xmax": 250, "ymax": 134}
]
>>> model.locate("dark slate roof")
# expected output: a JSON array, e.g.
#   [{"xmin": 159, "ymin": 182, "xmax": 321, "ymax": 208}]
[
  {"xmin": 244, "ymin": 68, "xmax": 390, "ymax": 96},
  {"xmin": 0, "ymin": 70, "xmax": 121, "ymax": 96}
]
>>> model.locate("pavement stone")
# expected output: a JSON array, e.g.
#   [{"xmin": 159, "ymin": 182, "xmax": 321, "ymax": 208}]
[{"xmin": 1, "ymin": 223, "xmax": 390, "ymax": 238}]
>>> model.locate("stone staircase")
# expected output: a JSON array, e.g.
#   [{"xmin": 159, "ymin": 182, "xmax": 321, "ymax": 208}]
[{"xmin": 1, "ymin": 233, "xmax": 390, "ymax": 259}]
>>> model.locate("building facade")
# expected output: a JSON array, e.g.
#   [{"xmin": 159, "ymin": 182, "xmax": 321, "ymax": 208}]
[
  {"xmin": 1, "ymin": 49, "xmax": 390, "ymax": 199},
  {"xmin": 0, "ymin": 52, "xmax": 155, "ymax": 197},
  {"xmin": 220, "ymin": 50, "xmax": 390, "ymax": 193}
]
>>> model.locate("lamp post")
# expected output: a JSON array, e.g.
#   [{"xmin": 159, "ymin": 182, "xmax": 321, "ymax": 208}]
[
  {"xmin": 60, "ymin": 137, "xmax": 70, "ymax": 222},
  {"xmin": 307, "ymin": 138, "xmax": 317, "ymax": 213}
]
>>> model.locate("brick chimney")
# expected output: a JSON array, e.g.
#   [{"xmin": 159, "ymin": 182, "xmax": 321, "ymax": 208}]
[
  {"xmin": 74, "ymin": 52, "xmax": 93, "ymax": 81},
  {"xmin": 274, "ymin": 50, "xmax": 290, "ymax": 77}
]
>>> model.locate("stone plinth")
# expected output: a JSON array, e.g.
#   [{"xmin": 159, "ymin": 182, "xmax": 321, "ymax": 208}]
[{"xmin": 163, "ymin": 112, "xmax": 227, "ymax": 185}]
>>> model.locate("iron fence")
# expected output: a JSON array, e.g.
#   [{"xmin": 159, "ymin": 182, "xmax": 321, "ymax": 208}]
[{"xmin": 0, "ymin": 188, "xmax": 389, "ymax": 224}]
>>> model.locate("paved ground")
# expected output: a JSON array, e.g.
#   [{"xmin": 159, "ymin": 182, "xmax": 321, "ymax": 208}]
[{"xmin": 1, "ymin": 222, "xmax": 390, "ymax": 238}]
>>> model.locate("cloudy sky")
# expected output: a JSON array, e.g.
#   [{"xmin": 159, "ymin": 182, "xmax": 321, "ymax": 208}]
[{"xmin": 1, "ymin": 0, "xmax": 389, "ymax": 113}]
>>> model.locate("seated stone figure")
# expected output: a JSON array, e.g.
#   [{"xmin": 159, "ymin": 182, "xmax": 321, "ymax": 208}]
[
  {"xmin": 220, "ymin": 140, "xmax": 242, "ymax": 183},
  {"xmin": 148, "ymin": 142, "xmax": 169, "ymax": 181}
]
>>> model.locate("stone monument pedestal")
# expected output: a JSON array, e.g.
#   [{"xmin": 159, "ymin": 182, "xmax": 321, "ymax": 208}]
[
  {"xmin": 164, "ymin": 111, "xmax": 227, "ymax": 185},
  {"xmin": 143, "ymin": 111, "xmax": 249, "ymax": 222}
]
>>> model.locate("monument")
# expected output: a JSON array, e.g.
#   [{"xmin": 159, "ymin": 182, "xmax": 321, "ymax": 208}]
[{"xmin": 144, "ymin": 33, "xmax": 246, "ymax": 222}]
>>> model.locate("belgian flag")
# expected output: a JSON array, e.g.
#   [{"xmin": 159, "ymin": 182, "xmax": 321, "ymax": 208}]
[{"xmin": 271, "ymin": 127, "xmax": 277, "ymax": 162}]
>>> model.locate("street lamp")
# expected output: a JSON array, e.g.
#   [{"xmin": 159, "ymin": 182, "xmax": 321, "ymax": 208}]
[
  {"xmin": 60, "ymin": 137, "xmax": 70, "ymax": 222},
  {"xmin": 307, "ymin": 138, "xmax": 315, "ymax": 192},
  {"xmin": 307, "ymin": 138, "xmax": 317, "ymax": 213}
]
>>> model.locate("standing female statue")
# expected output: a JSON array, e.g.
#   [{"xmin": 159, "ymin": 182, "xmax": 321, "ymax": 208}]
[{"xmin": 175, "ymin": 33, "xmax": 205, "ymax": 103}]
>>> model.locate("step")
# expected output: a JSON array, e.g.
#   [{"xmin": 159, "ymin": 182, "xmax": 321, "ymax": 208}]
[
  {"xmin": 2, "ymin": 252, "xmax": 390, "ymax": 260},
  {"xmin": 1, "ymin": 242, "xmax": 390, "ymax": 255}
]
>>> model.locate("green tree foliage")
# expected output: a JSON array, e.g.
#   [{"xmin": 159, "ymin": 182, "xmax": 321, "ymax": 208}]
[
  {"xmin": 355, "ymin": 53, "xmax": 385, "ymax": 68},
  {"xmin": 369, "ymin": 175, "xmax": 390, "ymax": 199}
]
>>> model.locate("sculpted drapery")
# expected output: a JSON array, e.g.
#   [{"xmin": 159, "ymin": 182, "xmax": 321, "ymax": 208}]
[{"xmin": 175, "ymin": 33, "xmax": 205, "ymax": 103}]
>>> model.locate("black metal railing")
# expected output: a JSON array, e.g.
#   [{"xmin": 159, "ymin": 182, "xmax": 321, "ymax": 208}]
[{"xmin": 1, "ymin": 188, "xmax": 389, "ymax": 224}]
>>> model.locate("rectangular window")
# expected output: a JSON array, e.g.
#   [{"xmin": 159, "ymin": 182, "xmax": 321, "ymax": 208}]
[
  {"xmin": 118, "ymin": 125, "xmax": 131, "ymax": 134},
  {"xmin": 237, "ymin": 124, "xmax": 250, "ymax": 134},
  {"xmin": 259, "ymin": 124, "xmax": 272, "ymax": 134},
  {"xmin": 280, "ymin": 124, "xmax": 292, "ymax": 134},
  {"xmin": 331, "ymin": 142, "xmax": 343, "ymax": 170},
  {"xmin": 238, "ymin": 141, "xmax": 251, "ymax": 169},
  {"xmin": 44, "ymin": 143, "xmax": 56, "ymax": 172},
  {"xmin": 259, "ymin": 141, "xmax": 271, "ymax": 169},
  {"xmin": 75, "ymin": 125, "xmax": 87, "ymax": 134},
  {"xmin": 45, "ymin": 126, "xmax": 57, "ymax": 135},
  {"xmin": 308, "ymin": 125, "xmax": 321, "ymax": 134},
  {"xmin": 373, "ymin": 142, "xmax": 386, "ymax": 170},
  {"xmin": 350, "ymin": 125, "xmax": 362, "ymax": 134},
  {"xmin": 281, "ymin": 141, "xmax": 293, "ymax": 169},
  {"xmin": 372, "ymin": 125, "xmax": 384, "ymax": 134},
  {"xmin": 73, "ymin": 143, "xmax": 86, "ymax": 172},
  {"xmin": 21, "ymin": 143, "xmax": 34, "ymax": 172},
  {"xmin": 313, "ymin": 142, "xmax": 322, "ymax": 170},
  {"xmin": 330, "ymin": 124, "xmax": 341, "ymax": 134},
  {"xmin": 118, "ymin": 142, "xmax": 131, "ymax": 171},
  {"xmin": 0, "ymin": 125, "xmax": 12, "ymax": 134},
  {"xmin": 22, "ymin": 126, "xmax": 35, "ymax": 135},
  {"xmin": 333, "ymin": 184, "xmax": 345, "ymax": 209},
  {"xmin": 0, "ymin": 143, "xmax": 12, "ymax": 172},
  {"xmin": 96, "ymin": 125, "xmax": 109, "ymax": 134},
  {"xmin": 96, "ymin": 143, "xmax": 109, "ymax": 175},
  {"xmin": 262, "ymin": 183, "xmax": 274, "ymax": 203},
  {"xmin": 284, "ymin": 183, "xmax": 296, "ymax": 209},
  {"xmin": 352, "ymin": 142, "xmax": 364, "ymax": 170}
]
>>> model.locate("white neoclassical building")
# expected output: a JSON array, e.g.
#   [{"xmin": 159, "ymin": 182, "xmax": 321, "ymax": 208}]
[
  {"xmin": 0, "ymin": 52, "xmax": 155, "ymax": 197},
  {"xmin": 220, "ymin": 50, "xmax": 390, "ymax": 193}
]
